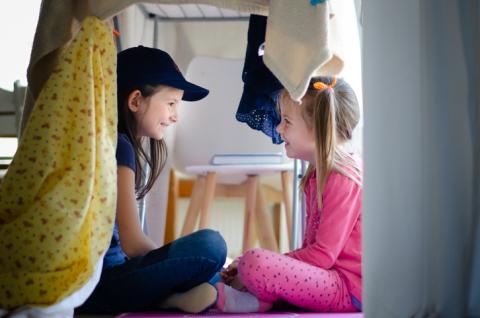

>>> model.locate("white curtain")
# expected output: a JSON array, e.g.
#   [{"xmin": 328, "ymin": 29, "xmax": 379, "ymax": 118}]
[{"xmin": 363, "ymin": 0, "xmax": 479, "ymax": 317}]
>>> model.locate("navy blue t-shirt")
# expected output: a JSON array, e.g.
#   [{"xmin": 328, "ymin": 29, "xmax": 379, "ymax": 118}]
[{"xmin": 103, "ymin": 133, "xmax": 136, "ymax": 268}]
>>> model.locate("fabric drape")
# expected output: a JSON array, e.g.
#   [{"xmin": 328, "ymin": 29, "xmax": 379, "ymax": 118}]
[
  {"xmin": 263, "ymin": 0, "xmax": 343, "ymax": 102},
  {"xmin": 0, "ymin": 16, "xmax": 117, "ymax": 310}
]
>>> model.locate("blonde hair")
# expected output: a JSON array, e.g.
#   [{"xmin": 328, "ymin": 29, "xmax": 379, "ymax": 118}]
[{"xmin": 281, "ymin": 77, "xmax": 362, "ymax": 208}]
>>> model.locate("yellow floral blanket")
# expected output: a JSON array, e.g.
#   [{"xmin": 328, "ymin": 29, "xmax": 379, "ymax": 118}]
[{"xmin": 0, "ymin": 17, "xmax": 117, "ymax": 309}]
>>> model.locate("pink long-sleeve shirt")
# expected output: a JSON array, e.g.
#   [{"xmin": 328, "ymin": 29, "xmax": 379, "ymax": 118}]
[{"xmin": 287, "ymin": 169, "xmax": 362, "ymax": 303}]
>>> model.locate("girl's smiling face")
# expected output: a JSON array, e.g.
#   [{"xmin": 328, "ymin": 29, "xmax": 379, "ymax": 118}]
[
  {"xmin": 276, "ymin": 94, "xmax": 316, "ymax": 163},
  {"xmin": 129, "ymin": 85, "xmax": 184, "ymax": 140}
]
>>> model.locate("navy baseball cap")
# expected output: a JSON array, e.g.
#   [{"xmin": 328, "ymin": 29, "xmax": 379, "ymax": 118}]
[
  {"xmin": 117, "ymin": 46, "xmax": 209, "ymax": 101},
  {"xmin": 235, "ymin": 15, "xmax": 284, "ymax": 144}
]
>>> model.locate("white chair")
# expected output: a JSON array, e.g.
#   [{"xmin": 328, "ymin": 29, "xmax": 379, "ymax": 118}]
[{"xmin": 171, "ymin": 56, "xmax": 293, "ymax": 252}]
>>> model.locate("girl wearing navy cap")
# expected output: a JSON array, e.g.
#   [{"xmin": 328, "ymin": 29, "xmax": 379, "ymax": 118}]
[{"xmin": 76, "ymin": 46, "xmax": 226, "ymax": 315}]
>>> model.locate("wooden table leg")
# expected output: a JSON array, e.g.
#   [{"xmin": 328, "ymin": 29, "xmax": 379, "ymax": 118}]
[
  {"xmin": 164, "ymin": 169, "xmax": 179, "ymax": 244},
  {"xmin": 242, "ymin": 175, "xmax": 258, "ymax": 252},
  {"xmin": 180, "ymin": 175, "xmax": 205, "ymax": 236},
  {"xmin": 255, "ymin": 184, "xmax": 278, "ymax": 251},
  {"xmin": 281, "ymin": 171, "xmax": 293, "ymax": 247},
  {"xmin": 198, "ymin": 172, "xmax": 217, "ymax": 229}
]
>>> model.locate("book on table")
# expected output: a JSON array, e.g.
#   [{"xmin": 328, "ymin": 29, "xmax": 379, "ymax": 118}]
[{"xmin": 210, "ymin": 153, "xmax": 284, "ymax": 165}]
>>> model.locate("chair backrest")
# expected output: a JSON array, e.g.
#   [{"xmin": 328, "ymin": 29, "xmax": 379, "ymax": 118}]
[
  {"xmin": 172, "ymin": 56, "xmax": 286, "ymax": 177},
  {"xmin": 0, "ymin": 81, "xmax": 26, "ymax": 138},
  {"xmin": 0, "ymin": 81, "xmax": 26, "ymax": 176},
  {"xmin": 0, "ymin": 88, "xmax": 17, "ymax": 138}
]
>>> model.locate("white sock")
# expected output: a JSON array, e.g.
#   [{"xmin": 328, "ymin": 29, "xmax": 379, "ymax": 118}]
[{"xmin": 216, "ymin": 282, "xmax": 271, "ymax": 313}]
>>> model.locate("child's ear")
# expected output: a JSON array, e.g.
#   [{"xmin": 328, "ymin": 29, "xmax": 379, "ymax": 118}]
[{"xmin": 127, "ymin": 90, "xmax": 142, "ymax": 112}]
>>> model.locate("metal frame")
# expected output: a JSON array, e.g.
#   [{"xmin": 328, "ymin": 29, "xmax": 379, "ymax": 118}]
[{"xmin": 138, "ymin": 4, "xmax": 249, "ymax": 22}]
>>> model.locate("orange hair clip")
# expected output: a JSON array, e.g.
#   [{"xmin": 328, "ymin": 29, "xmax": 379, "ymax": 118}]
[{"xmin": 313, "ymin": 77, "xmax": 337, "ymax": 90}]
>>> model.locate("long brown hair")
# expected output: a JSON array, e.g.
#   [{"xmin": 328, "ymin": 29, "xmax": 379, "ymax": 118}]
[
  {"xmin": 282, "ymin": 77, "xmax": 362, "ymax": 208},
  {"xmin": 117, "ymin": 84, "xmax": 167, "ymax": 200}
]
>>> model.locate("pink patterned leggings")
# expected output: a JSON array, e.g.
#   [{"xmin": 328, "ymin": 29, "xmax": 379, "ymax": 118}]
[{"xmin": 237, "ymin": 248, "xmax": 357, "ymax": 312}]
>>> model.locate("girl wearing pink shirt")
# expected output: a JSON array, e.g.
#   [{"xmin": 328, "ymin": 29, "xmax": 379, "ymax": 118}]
[{"xmin": 216, "ymin": 77, "xmax": 362, "ymax": 313}]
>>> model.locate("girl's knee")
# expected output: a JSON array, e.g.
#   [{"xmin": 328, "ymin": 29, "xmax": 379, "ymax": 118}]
[
  {"xmin": 195, "ymin": 228, "xmax": 225, "ymax": 245},
  {"xmin": 238, "ymin": 248, "xmax": 272, "ymax": 275},
  {"xmin": 241, "ymin": 248, "xmax": 273, "ymax": 262},
  {"xmin": 191, "ymin": 229, "xmax": 227, "ymax": 267},
  {"xmin": 237, "ymin": 248, "xmax": 277, "ymax": 293}
]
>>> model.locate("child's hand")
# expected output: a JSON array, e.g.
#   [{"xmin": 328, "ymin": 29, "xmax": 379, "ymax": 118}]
[
  {"xmin": 220, "ymin": 262, "xmax": 238, "ymax": 285},
  {"xmin": 220, "ymin": 259, "xmax": 247, "ymax": 291},
  {"xmin": 229, "ymin": 274, "xmax": 246, "ymax": 291}
]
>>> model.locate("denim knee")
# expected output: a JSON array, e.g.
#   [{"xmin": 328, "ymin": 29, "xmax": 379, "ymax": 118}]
[{"xmin": 189, "ymin": 229, "xmax": 227, "ymax": 269}]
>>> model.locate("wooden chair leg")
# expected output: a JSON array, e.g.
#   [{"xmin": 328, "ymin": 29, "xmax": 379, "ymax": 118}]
[
  {"xmin": 273, "ymin": 203, "xmax": 282, "ymax": 249},
  {"xmin": 180, "ymin": 175, "xmax": 205, "ymax": 236},
  {"xmin": 281, "ymin": 171, "xmax": 293, "ymax": 247},
  {"xmin": 242, "ymin": 175, "xmax": 258, "ymax": 252},
  {"xmin": 164, "ymin": 169, "xmax": 179, "ymax": 244},
  {"xmin": 254, "ymin": 185, "xmax": 278, "ymax": 251},
  {"xmin": 198, "ymin": 172, "xmax": 217, "ymax": 229}
]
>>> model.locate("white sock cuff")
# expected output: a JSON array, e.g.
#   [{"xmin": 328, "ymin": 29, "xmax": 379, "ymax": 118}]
[{"xmin": 223, "ymin": 284, "xmax": 260, "ymax": 312}]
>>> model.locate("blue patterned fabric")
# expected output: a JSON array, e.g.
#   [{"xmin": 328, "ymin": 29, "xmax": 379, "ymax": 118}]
[{"xmin": 236, "ymin": 14, "xmax": 284, "ymax": 144}]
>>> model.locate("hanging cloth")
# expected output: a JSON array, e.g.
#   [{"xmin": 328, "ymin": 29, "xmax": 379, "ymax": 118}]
[
  {"xmin": 0, "ymin": 16, "xmax": 117, "ymax": 309},
  {"xmin": 236, "ymin": 14, "xmax": 284, "ymax": 144},
  {"xmin": 264, "ymin": 0, "xmax": 343, "ymax": 101}
]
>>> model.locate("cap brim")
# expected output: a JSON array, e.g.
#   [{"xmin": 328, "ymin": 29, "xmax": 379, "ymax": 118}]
[{"xmin": 168, "ymin": 80, "xmax": 209, "ymax": 101}]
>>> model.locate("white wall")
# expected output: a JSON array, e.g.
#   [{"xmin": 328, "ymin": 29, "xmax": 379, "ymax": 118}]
[{"xmin": 0, "ymin": 2, "xmax": 41, "ymax": 89}]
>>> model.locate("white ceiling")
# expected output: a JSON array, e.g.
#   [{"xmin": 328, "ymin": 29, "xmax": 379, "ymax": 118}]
[{"xmin": 140, "ymin": 3, "xmax": 249, "ymax": 20}]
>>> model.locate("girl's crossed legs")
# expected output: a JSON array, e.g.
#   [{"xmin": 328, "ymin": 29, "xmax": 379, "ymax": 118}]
[
  {"xmin": 76, "ymin": 229, "xmax": 226, "ymax": 314},
  {"xmin": 236, "ymin": 248, "xmax": 356, "ymax": 312}
]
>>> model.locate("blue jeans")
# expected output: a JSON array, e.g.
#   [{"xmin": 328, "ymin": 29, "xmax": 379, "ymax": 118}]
[{"xmin": 75, "ymin": 229, "xmax": 227, "ymax": 314}]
